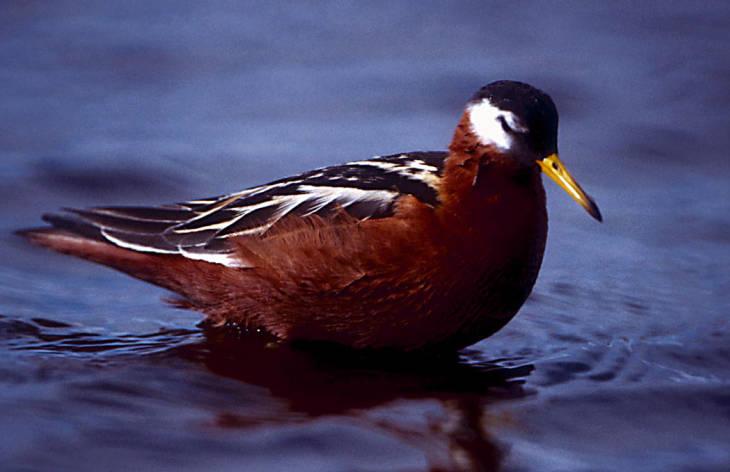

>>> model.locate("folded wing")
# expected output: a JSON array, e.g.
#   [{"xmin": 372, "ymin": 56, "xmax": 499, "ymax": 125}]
[{"xmin": 43, "ymin": 152, "xmax": 446, "ymax": 267}]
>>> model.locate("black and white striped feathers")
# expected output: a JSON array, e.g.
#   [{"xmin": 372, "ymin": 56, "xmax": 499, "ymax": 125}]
[{"xmin": 47, "ymin": 152, "xmax": 446, "ymax": 267}]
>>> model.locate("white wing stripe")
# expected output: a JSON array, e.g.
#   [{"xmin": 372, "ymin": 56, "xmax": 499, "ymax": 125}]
[
  {"xmin": 172, "ymin": 197, "xmax": 284, "ymax": 234},
  {"xmin": 402, "ymin": 158, "xmax": 438, "ymax": 172},
  {"xmin": 298, "ymin": 185, "xmax": 396, "ymax": 214},
  {"xmin": 345, "ymin": 160, "xmax": 400, "ymax": 171},
  {"xmin": 220, "ymin": 186, "xmax": 396, "ymax": 235},
  {"xmin": 347, "ymin": 158, "xmax": 440, "ymax": 189},
  {"xmin": 178, "ymin": 247, "xmax": 247, "ymax": 268},
  {"xmin": 101, "ymin": 229, "xmax": 177, "ymax": 255},
  {"xmin": 229, "ymin": 179, "xmax": 304, "ymax": 199},
  {"xmin": 103, "ymin": 228, "xmax": 245, "ymax": 268}
]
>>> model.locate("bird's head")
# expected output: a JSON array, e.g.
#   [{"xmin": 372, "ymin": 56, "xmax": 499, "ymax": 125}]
[{"xmin": 461, "ymin": 80, "xmax": 602, "ymax": 222}]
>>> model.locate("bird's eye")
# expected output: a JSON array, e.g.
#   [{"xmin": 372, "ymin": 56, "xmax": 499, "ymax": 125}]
[
  {"xmin": 498, "ymin": 115, "xmax": 513, "ymax": 134},
  {"xmin": 498, "ymin": 114, "xmax": 528, "ymax": 135}
]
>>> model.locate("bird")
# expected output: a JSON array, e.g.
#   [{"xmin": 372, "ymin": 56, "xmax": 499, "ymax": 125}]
[{"xmin": 19, "ymin": 80, "xmax": 601, "ymax": 351}]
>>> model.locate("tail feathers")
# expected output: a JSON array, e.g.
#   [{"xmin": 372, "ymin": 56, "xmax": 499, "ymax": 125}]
[
  {"xmin": 16, "ymin": 224, "xmax": 187, "ymax": 294},
  {"xmin": 18, "ymin": 226, "xmax": 153, "ymax": 268},
  {"xmin": 17, "ymin": 211, "xmax": 248, "ymax": 316}
]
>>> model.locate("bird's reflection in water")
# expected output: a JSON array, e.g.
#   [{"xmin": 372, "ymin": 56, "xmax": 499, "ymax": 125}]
[
  {"xmin": 3, "ymin": 315, "xmax": 533, "ymax": 471},
  {"xmin": 168, "ymin": 327, "xmax": 534, "ymax": 471}
]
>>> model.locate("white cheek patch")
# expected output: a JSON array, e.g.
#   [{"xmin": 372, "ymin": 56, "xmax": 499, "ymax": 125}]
[{"xmin": 467, "ymin": 99, "xmax": 525, "ymax": 151}]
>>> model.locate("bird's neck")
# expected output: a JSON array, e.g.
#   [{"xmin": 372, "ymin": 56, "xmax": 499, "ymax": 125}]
[
  {"xmin": 441, "ymin": 113, "xmax": 541, "ymax": 212},
  {"xmin": 448, "ymin": 112, "xmax": 489, "ymax": 159},
  {"xmin": 436, "ymin": 110, "xmax": 547, "ymax": 274}
]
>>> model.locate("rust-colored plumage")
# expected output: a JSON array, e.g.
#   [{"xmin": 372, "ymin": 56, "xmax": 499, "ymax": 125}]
[{"xmin": 21, "ymin": 80, "xmax": 601, "ymax": 351}]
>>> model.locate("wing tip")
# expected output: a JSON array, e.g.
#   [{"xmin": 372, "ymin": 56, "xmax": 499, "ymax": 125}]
[
  {"xmin": 15, "ymin": 226, "xmax": 100, "ymax": 256},
  {"xmin": 41, "ymin": 211, "xmax": 106, "ymax": 241},
  {"xmin": 14, "ymin": 226, "xmax": 53, "ymax": 244}
]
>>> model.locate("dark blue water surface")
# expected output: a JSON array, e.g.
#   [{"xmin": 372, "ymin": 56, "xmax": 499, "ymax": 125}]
[{"xmin": 1, "ymin": 2, "xmax": 729, "ymax": 471}]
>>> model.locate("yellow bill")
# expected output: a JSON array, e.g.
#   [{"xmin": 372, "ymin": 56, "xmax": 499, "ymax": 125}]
[{"xmin": 537, "ymin": 153, "xmax": 602, "ymax": 222}]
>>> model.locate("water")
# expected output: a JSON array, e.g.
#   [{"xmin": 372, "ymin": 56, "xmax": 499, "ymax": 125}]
[{"xmin": 1, "ymin": 1, "xmax": 729, "ymax": 470}]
